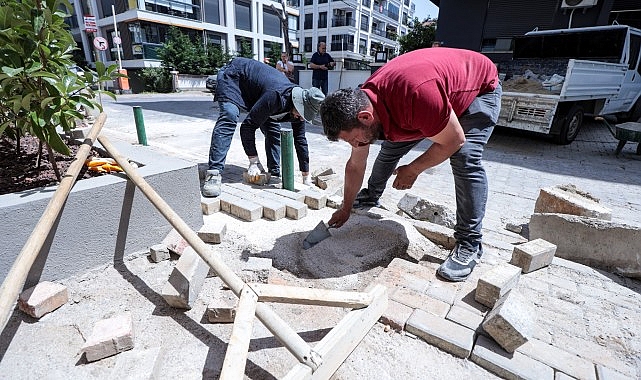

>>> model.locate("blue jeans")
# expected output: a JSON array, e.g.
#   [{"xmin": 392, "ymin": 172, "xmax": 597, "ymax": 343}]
[
  {"xmin": 365, "ymin": 84, "xmax": 502, "ymax": 249},
  {"xmin": 240, "ymin": 118, "xmax": 281, "ymax": 175},
  {"xmin": 312, "ymin": 78, "xmax": 328, "ymax": 95},
  {"xmin": 208, "ymin": 101, "xmax": 241, "ymax": 173},
  {"xmin": 291, "ymin": 120, "xmax": 309, "ymax": 172}
]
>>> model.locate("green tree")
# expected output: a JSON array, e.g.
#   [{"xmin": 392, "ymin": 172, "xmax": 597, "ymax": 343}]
[
  {"xmin": 158, "ymin": 26, "xmax": 207, "ymax": 74},
  {"xmin": 237, "ymin": 40, "xmax": 254, "ymax": 58},
  {"xmin": 265, "ymin": 42, "xmax": 283, "ymax": 67},
  {"xmin": 206, "ymin": 43, "xmax": 232, "ymax": 73},
  {"xmin": 0, "ymin": 0, "xmax": 120, "ymax": 179},
  {"xmin": 398, "ymin": 18, "xmax": 437, "ymax": 54}
]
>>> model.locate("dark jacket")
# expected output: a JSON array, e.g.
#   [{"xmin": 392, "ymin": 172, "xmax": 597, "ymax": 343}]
[{"xmin": 215, "ymin": 58, "xmax": 298, "ymax": 127}]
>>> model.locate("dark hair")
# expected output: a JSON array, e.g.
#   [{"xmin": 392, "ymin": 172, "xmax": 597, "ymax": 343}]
[{"xmin": 320, "ymin": 88, "xmax": 370, "ymax": 141}]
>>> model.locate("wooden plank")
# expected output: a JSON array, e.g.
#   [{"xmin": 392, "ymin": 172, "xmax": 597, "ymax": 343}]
[
  {"xmin": 250, "ymin": 284, "xmax": 372, "ymax": 308},
  {"xmin": 283, "ymin": 284, "xmax": 388, "ymax": 379},
  {"xmin": 219, "ymin": 286, "xmax": 259, "ymax": 380}
]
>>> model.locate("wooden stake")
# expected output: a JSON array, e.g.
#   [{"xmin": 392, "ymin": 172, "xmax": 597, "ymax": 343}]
[
  {"xmin": 250, "ymin": 283, "xmax": 373, "ymax": 308},
  {"xmin": 220, "ymin": 285, "xmax": 258, "ymax": 379},
  {"xmin": 0, "ymin": 114, "xmax": 107, "ymax": 331}
]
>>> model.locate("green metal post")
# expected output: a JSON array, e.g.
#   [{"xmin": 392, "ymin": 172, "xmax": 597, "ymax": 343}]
[
  {"xmin": 280, "ymin": 128, "xmax": 295, "ymax": 191},
  {"xmin": 133, "ymin": 106, "xmax": 148, "ymax": 146}
]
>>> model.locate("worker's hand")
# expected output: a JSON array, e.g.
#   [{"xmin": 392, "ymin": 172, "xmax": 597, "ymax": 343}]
[
  {"xmin": 328, "ymin": 207, "xmax": 351, "ymax": 228},
  {"xmin": 392, "ymin": 165, "xmax": 419, "ymax": 190}
]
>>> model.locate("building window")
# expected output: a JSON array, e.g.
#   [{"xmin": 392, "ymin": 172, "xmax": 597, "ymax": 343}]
[
  {"xmin": 263, "ymin": 6, "xmax": 281, "ymax": 36},
  {"xmin": 144, "ymin": 0, "xmax": 201, "ymax": 20},
  {"xmin": 360, "ymin": 14, "xmax": 369, "ymax": 32},
  {"xmin": 362, "ymin": 0, "xmax": 370, "ymax": 7},
  {"xmin": 235, "ymin": 0, "xmax": 251, "ymax": 31},
  {"xmin": 319, "ymin": 0, "xmax": 328, "ymax": 3},
  {"xmin": 330, "ymin": 34, "xmax": 354, "ymax": 51},
  {"xmin": 318, "ymin": 12, "xmax": 327, "ymax": 28},
  {"xmin": 304, "ymin": 37, "xmax": 313, "ymax": 52},
  {"xmin": 204, "ymin": 0, "xmax": 221, "ymax": 25},
  {"xmin": 304, "ymin": 13, "xmax": 313, "ymax": 29},
  {"xmin": 304, "ymin": 0, "xmax": 313, "ymax": 5},
  {"xmin": 359, "ymin": 38, "xmax": 367, "ymax": 55}
]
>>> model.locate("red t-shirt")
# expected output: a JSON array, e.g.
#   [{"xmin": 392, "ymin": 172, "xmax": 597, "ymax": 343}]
[{"xmin": 361, "ymin": 48, "xmax": 498, "ymax": 141}]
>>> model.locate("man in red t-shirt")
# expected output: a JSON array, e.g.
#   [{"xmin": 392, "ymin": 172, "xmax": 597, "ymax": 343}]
[{"xmin": 320, "ymin": 48, "xmax": 502, "ymax": 282}]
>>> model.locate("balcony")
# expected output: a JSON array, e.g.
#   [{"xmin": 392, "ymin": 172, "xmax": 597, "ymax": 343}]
[
  {"xmin": 371, "ymin": 28, "xmax": 397, "ymax": 41},
  {"xmin": 332, "ymin": 17, "xmax": 356, "ymax": 27},
  {"xmin": 144, "ymin": 0, "xmax": 201, "ymax": 21},
  {"xmin": 330, "ymin": 42, "xmax": 355, "ymax": 52}
]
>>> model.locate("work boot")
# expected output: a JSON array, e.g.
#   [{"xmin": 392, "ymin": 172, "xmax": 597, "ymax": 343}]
[
  {"xmin": 437, "ymin": 243, "xmax": 483, "ymax": 282},
  {"xmin": 202, "ymin": 169, "xmax": 222, "ymax": 197},
  {"xmin": 353, "ymin": 188, "xmax": 380, "ymax": 208}
]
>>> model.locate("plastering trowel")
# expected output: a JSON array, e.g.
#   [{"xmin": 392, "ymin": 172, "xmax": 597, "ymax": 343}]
[{"xmin": 303, "ymin": 221, "xmax": 332, "ymax": 249}]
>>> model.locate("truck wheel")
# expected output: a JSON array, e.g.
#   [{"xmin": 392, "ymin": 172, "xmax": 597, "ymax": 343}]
[{"xmin": 554, "ymin": 106, "xmax": 583, "ymax": 145}]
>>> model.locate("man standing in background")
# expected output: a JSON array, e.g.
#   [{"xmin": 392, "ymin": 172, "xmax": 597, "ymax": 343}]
[{"xmin": 309, "ymin": 41, "xmax": 335, "ymax": 95}]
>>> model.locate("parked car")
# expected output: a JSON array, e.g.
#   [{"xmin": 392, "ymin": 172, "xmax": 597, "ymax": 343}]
[{"xmin": 206, "ymin": 75, "xmax": 217, "ymax": 93}]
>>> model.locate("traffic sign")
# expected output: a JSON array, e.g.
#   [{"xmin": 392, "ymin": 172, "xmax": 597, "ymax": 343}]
[
  {"xmin": 113, "ymin": 36, "xmax": 121, "ymax": 45},
  {"xmin": 93, "ymin": 37, "xmax": 108, "ymax": 51}
]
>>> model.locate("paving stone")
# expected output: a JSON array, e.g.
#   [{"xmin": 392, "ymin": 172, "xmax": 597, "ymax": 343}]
[
  {"xmin": 161, "ymin": 247, "xmax": 209, "ymax": 309},
  {"xmin": 18, "ymin": 281, "xmax": 68, "ymax": 318},
  {"xmin": 534, "ymin": 185, "xmax": 612, "ymax": 220},
  {"xmin": 476, "ymin": 262, "xmax": 522, "ymax": 308},
  {"xmin": 162, "ymin": 228, "xmax": 189, "ymax": 256},
  {"xmin": 207, "ymin": 289, "xmax": 238, "ymax": 323},
  {"xmin": 482, "ymin": 291, "xmax": 535, "ymax": 353},
  {"xmin": 264, "ymin": 188, "xmax": 306, "ymax": 202},
  {"xmin": 379, "ymin": 299, "xmax": 413, "ymax": 332},
  {"xmin": 197, "ymin": 221, "xmax": 227, "ymax": 244},
  {"xmin": 471, "ymin": 335, "xmax": 554, "ymax": 380},
  {"xmin": 297, "ymin": 187, "xmax": 327, "ymax": 210},
  {"xmin": 555, "ymin": 372, "xmax": 575, "ymax": 380},
  {"xmin": 240, "ymin": 256, "xmax": 273, "ymax": 284},
  {"xmin": 412, "ymin": 220, "xmax": 456, "ymax": 250},
  {"xmin": 397, "ymin": 193, "xmax": 456, "ymax": 228},
  {"xmin": 326, "ymin": 194, "xmax": 343, "ymax": 209},
  {"xmin": 81, "ymin": 312, "xmax": 135, "ymax": 362},
  {"xmin": 596, "ymin": 364, "xmax": 636, "ymax": 380},
  {"xmin": 554, "ymin": 333, "xmax": 637, "ymax": 377},
  {"xmin": 260, "ymin": 191, "xmax": 308, "ymax": 219},
  {"xmin": 511, "ymin": 238, "xmax": 557, "ymax": 273},
  {"xmin": 426, "ymin": 280, "xmax": 458, "ymax": 305},
  {"xmin": 517, "ymin": 338, "xmax": 596, "ymax": 380},
  {"xmin": 406, "ymin": 309, "xmax": 475, "ymax": 358},
  {"xmin": 446, "ymin": 304, "xmax": 485, "ymax": 332},
  {"xmin": 149, "ymin": 244, "xmax": 170, "ymax": 263},
  {"xmin": 201, "ymin": 196, "xmax": 221, "ymax": 215},
  {"xmin": 453, "ymin": 280, "xmax": 489, "ymax": 316},
  {"xmin": 391, "ymin": 287, "xmax": 450, "ymax": 317}
]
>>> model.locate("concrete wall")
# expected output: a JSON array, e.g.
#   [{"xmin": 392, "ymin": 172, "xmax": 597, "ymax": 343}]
[
  {"xmin": 0, "ymin": 141, "xmax": 203, "ymax": 288},
  {"xmin": 529, "ymin": 213, "xmax": 641, "ymax": 278}
]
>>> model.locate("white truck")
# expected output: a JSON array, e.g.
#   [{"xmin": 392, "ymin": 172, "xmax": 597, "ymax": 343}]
[{"xmin": 497, "ymin": 24, "xmax": 641, "ymax": 144}]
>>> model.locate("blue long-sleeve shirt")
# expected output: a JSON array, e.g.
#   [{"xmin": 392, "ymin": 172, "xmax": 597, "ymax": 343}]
[{"xmin": 214, "ymin": 58, "xmax": 298, "ymax": 128}]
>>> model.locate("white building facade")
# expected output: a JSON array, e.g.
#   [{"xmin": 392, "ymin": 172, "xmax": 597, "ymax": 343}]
[{"xmin": 298, "ymin": 0, "xmax": 415, "ymax": 69}]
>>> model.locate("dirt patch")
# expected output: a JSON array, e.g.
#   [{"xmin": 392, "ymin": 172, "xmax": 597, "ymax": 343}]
[{"xmin": 0, "ymin": 134, "xmax": 105, "ymax": 196}]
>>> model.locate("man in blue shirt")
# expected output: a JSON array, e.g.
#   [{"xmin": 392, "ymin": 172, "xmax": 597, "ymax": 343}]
[
  {"xmin": 309, "ymin": 41, "xmax": 335, "ymax": 95},
  {"xmin": 203, "ymin": 58, "xmax": 324, "ymax": 197}
]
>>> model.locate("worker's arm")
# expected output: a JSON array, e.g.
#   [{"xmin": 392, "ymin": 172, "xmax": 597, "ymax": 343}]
[
  {"xmin": 328, "ymin": 144, "xmax": 370, "ymax": 227},
  {"xmin": 392, "ymin": 110, "xmax": 466, "ymax": 189}
]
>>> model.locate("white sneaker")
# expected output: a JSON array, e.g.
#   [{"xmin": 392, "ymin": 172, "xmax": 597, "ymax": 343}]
[
  {"xmin": 303, "ymin": 174, "xmax": 312, "ymax": 185},
  {"xmin": 202, "ymin": 169, "xmax": 222, "ymax": 197}
]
